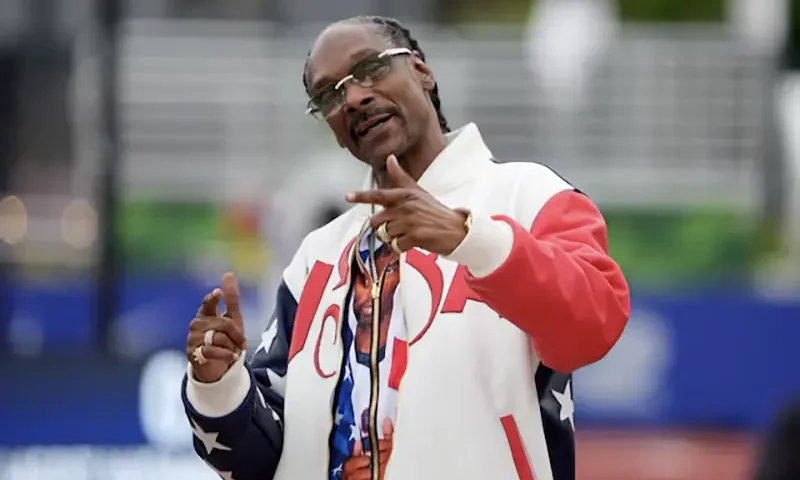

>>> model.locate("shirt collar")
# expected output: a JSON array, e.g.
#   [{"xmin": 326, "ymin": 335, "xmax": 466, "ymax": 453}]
[{"xmin": 354, "ymin": 122, "xmax": 493, "ymax": 218}]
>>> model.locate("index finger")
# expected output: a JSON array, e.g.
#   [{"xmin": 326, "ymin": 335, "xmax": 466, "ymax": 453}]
[
  {"xmin": 221, "ymin": 272, "xmax": 243, "ymax": 325},
  {"xmin": 345, "ymin": 188, "xmax": 408, "ymax": 206}
]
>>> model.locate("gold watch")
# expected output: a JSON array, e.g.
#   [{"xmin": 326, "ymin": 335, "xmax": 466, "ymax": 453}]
[{"xmin": 458, "ymin": 209, "xmax": 472, "ymax": 235}]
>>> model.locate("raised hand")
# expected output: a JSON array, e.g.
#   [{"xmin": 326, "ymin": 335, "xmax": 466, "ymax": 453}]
[
  {"xmin": 186, "ymin": 272, "xmax": 248, "ymax": 383},
  {"xmin": 346, "ymin": 155, "xmax": 469, "ymax": 256}
]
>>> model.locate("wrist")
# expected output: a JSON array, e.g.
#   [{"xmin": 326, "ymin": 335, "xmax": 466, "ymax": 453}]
[
  {"xmin": 185, "ymin": 355, "xmax": 251, "ymax": 418},
  {"xmin": 444, "ymin": 213, "xmax": 514, "ymax": 277},
  {"xmin": 192, "ymin": 355, "xmax": 238, "ymax": 383},
  {"xmin": 445, "ymin": 208, "xmax": 471, "ymax": 254},
  {"xmin": 193, "ymin": 368, "xmax": 222, "ymax": 384}
]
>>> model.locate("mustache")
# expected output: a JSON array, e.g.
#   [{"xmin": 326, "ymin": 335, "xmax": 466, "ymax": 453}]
[{"xmin": 350, "ymin": 106, "xmax": 400, "ymax": 135}]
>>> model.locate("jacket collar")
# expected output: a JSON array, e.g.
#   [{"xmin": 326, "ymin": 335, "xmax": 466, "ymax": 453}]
[{"xmin": 354, "ymin": 123, "xmax": 493, "ymax": 218}]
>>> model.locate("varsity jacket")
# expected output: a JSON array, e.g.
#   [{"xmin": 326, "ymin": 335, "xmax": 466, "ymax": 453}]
[{"xmin": 182, "ymin": 122, "xmax": 631, "ymax": 480}]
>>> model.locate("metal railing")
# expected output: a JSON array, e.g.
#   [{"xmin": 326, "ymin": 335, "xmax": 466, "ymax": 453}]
[{"xmin": 105, "ymin": 20, "xmax": 769, "ymax": 210}]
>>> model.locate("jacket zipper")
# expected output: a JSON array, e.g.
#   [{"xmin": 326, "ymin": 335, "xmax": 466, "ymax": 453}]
[
  {"xmin": 354, "ymin": 197, "xmax": 391, "ymax": 480},
  {"xmin": 367, "ymin": 242, "xmax": 391, "ymax": 480},
  {"xmin": 349, "ymin": 218, "xmax": 385, "ymax": 480},
  {"xmin": 381, "ymin": 256, "xmax": 406, "ymax": 480}
]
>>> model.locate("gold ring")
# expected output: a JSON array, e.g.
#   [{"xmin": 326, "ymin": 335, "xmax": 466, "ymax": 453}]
[
  {"xmin": 192, "ymin": 345, "xmax": 208, "ymax": 365},
  {"xmin": 204, "ymin": 329, "xmax": 215, "ymax": 347},
  {"xmin": 376, "ymin": 222, "xmax": 392, "ymax": 244},
  {"xmin": 390, "ymin": 237, "xmax": 403, "ymax": 255}
]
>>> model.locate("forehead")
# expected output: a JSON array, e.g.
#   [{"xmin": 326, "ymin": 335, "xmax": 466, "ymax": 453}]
[{"xmin": 306, "ymin": 23, "xmax": 391, "ymax": 89}]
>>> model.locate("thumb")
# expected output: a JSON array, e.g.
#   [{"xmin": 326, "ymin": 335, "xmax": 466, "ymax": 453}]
[
  {"xmin": 386, "ymin": 155, "xmax": 416, "ymax": 188},
  {"xmin": 382, "ymin": 417, "xmax": 394, "ymax": 440},
  {"xmin": 352, "ymin": 437, "xmax": 363, "ymax": 456},
  {"xmin": 221, "ymin": 272, "xmax": 243, "ymax": 326}
]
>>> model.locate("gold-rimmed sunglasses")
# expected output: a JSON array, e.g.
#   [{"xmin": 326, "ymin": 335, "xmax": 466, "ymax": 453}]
[{"xmin": 305, "ymin": 47, "xmax": 413, "ymax": 120}]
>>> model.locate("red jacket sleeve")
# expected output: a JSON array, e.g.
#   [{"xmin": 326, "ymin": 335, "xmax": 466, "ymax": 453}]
[{"xmin": 465, "ymin": 190, "xmax": 630, "ymax": 373}]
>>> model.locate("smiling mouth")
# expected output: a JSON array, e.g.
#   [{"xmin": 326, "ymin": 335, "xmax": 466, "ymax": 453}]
[{"xmin": 355, "ymin": 114, "xmax": 394, "ymax": 139}]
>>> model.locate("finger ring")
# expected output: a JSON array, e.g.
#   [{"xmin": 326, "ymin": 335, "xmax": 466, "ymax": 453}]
[
  {"xmin": 192, "ymin": 345, "xmax": 208, "ymax": 365},
  {"xmin": 376, "ymin": 222, "xmax": 392, "ymax": 244},
  {"xmin": 390, "ymin": 237, "xmax": 403, "ymax": 255},
  {"xmin": 204, "ymin": 329, "xmax": 215, "ymax": 347}
]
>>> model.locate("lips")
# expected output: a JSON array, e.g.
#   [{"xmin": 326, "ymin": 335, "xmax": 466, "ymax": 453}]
[{"xmin": 355, "ymin": 113, "xmax": 393, "ymax": 138}]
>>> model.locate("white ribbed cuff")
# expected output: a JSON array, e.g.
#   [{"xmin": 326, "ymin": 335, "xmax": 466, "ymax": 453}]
[
  {"xmin": 446, "ymin": 214, "xmax": 514, "ymax": 277},
  {"xmin": 185, "ymin": 354, "xmax": 251, "ymax": 418}
]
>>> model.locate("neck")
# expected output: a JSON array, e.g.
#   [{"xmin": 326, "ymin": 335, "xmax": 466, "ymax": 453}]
[{"xmin": 375, "ymin": 126, "xmax": 448, "ymax": 188}]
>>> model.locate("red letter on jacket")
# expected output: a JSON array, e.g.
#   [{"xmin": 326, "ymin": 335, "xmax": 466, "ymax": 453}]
[{"xmin": 288, "ymin": 261, "xmax": 333, "ymax": 363}]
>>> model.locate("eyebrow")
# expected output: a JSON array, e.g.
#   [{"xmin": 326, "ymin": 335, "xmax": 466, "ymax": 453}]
[{"xmin": 308, "ymin": 48, "xmax": 382, "ymax": 93}]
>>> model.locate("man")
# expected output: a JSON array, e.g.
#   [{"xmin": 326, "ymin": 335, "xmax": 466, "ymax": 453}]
[{"xmin": 181, "ymin": 15, "xmax": 630, "ymax": 480}]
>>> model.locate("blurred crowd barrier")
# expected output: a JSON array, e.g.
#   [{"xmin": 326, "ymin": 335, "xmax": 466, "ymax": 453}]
[
  {"xmin": 105, "ymin": 20, "xmax": 794, "ymax": 288},
  {"xmin": 1, "ymin": 16, "xmax": 799, "ymax": 480},
  {"xmin": 4, "ymin": 18, "xmax": 793, "ymax": 280}
]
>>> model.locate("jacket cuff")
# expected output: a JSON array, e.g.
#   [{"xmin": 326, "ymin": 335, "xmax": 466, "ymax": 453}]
[
  {"xmin": 446, "ymin": 213, "xmax": 514, "ymax": 277},
  {"xmin": 185, "ymin": 354, "xmax": 251, "ymax": 418}
]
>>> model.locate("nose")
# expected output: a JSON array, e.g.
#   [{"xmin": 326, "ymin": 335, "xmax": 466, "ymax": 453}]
[{"xmin": 343, "ymin": 82, "xmax": 375, "ymax": 113}]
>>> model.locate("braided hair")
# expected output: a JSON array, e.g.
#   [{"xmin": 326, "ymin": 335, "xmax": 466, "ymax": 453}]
[{"xmin": 302, "ymin": 16, "xmax": 450, "ymax": 133}]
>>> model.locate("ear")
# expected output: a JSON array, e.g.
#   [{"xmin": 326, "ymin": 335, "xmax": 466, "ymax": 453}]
[{"xmin": 411, "ymin": 56, "xmax": 435, "ymax": 93}]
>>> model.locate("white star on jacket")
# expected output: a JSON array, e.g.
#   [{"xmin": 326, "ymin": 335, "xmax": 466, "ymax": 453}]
[
  {"xmin": 205, "ymin": 460, "xmax": 235, "ymax": 480},
  {"xmin": 552, "ymin": 380, "xmax": 575, "ymax": 431},
  {"xmin": 254, "ymin": 388, "xmax": 282, "ymax": 425},
  {"xmin": 191, "ymin": 419, "xmax": 232, "ymax": 455},
  {"xmin": 256, "ymin": 322, "xmax": 287, "ymax": 397},
  {"xmin": 256, "ymin": 387, "xmax": 267, "ymax": 408}
]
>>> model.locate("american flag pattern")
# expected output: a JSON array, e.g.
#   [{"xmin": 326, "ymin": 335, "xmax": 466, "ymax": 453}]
[
  {"xmin": 328, "ymin": 319, "xmax": 357, "ymax": 479},
  {"xmin": 329, "ymin": 237, "xmax": 403, "ymax": 479}
]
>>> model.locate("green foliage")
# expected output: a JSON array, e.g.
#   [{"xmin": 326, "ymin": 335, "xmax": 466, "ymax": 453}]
[
  {"xmin": 617, "ymin": 0, "xmax": 726, "ymax": 23},
  {"xmin": 117, "ymin": 200, "xmax": 221, "ymax": 271},
  {"xmin": 604, "ymin": 207, "xmax": 758, "ymax": 290},
  {"xmin": 449, "ymin": 0, "xmax": 533, "ymax": 25},
  {"xmin": 118, "ymin": 200, "xmax": 762, "ymax": 291},
  {"xmin": 783, "ymin": 0, "xmax": 800, "ymax": 69},
  {"xmin": 449, "ymin": 0, "xmax": 726, "ymax": 25}
]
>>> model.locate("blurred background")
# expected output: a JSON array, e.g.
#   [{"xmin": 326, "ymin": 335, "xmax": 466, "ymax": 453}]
[{"xmin": 0, "ymin": 0, "xmax": 799, "ymax": 479}]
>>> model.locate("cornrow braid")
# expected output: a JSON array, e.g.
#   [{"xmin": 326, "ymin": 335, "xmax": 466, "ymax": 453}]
[{"xmin": 302, "ymin": 16, "xmax": 450, "ymax": 133}]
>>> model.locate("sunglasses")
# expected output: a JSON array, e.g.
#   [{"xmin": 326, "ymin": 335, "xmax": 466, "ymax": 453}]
[{"xmin": 305, "ymin": 47, "xmax": 413, "ymax": 120}]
